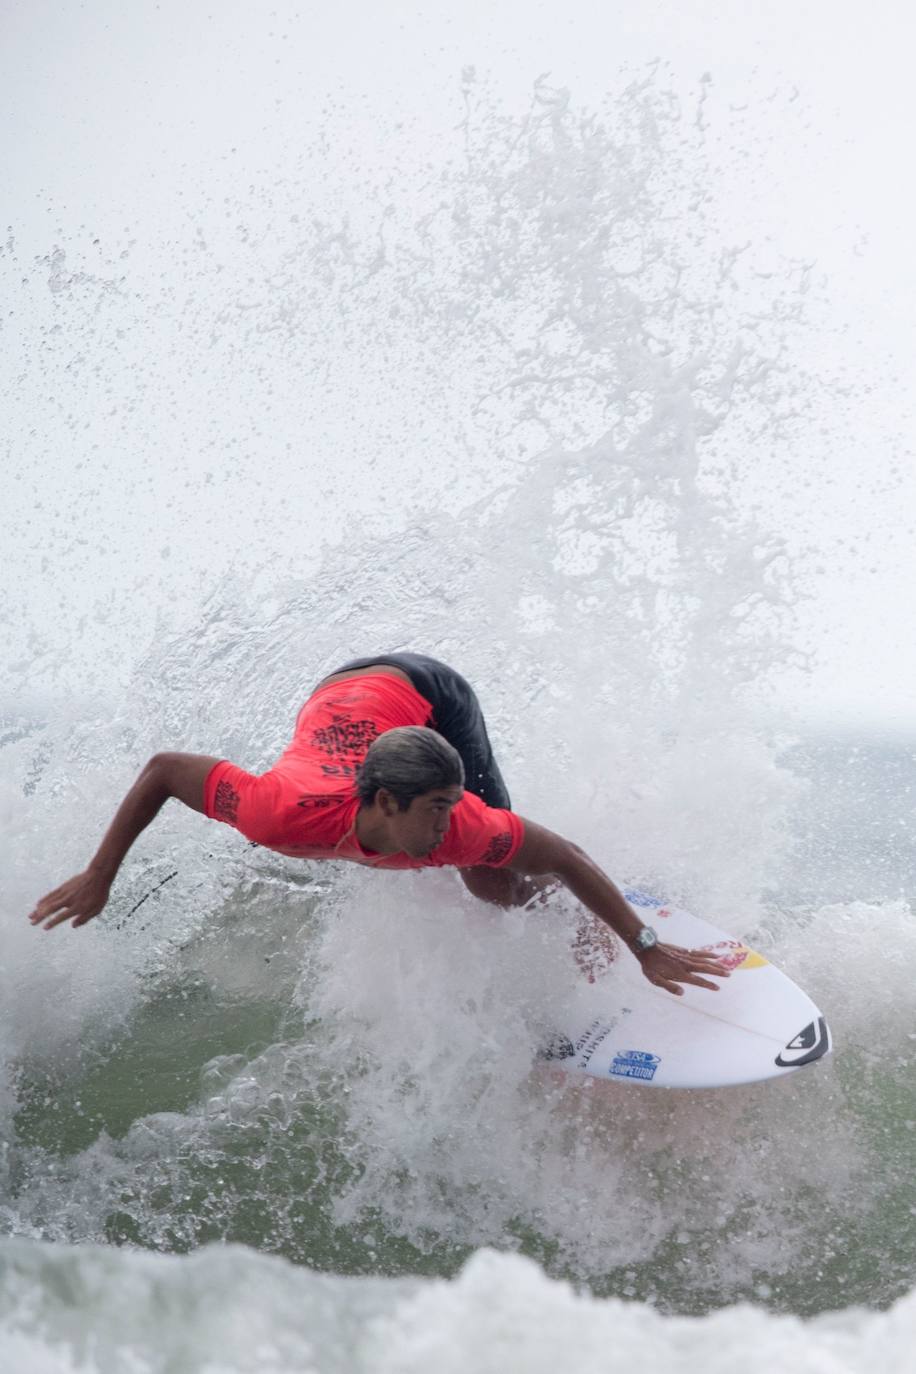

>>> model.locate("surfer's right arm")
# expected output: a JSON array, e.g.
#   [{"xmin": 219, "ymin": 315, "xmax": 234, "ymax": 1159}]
[
  {"xmin": 507, "ymin": 818, "xmax": 730, "ymax": 995},
  {"xmin": 28, "ymin": 753, "xmax": 221, "ymax": 931}
]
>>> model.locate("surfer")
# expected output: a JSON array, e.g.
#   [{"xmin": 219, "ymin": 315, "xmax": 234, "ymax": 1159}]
[{"xmin": 28, "ymin": 652, "xmax": 729, "ymax": 996}]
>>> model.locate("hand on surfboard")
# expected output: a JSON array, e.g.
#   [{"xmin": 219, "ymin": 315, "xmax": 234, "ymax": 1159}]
[
  {"xmin": 572, "ymin": 917, "xmax": 729, "ymax": 994},
  {"xmin": 635, "ymin": 941, "xmax": 731, "ymax": 996}
]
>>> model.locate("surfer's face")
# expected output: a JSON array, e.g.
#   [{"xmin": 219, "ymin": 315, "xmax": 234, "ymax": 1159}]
[{"xmin": 391, "ymin": 785, "xmax": 464, "ymax": 858}]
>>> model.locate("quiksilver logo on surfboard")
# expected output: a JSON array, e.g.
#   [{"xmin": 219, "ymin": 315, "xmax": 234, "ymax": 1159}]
[{"xmin": 775, "ymin": 1017, "xmax": 830, "ymax": 1069}]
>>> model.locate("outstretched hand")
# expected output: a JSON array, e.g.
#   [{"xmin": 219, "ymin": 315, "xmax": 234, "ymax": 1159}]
[
  {"xmin": 636, "ymin": 942, "xmax": 731, "ymax": 996},
  {"xmin": 29, "ymin": 870, "xmax": 112, "ymax": 930}
]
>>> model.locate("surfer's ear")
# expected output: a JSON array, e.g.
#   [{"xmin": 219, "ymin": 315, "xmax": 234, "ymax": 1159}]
[{"xmin": 375, "ymin": 787, "xmax": 403, "ymax": 816}]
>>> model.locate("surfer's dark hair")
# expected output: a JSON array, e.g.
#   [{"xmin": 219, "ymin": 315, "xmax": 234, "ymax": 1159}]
[{"xmin": 356, "ymin": 726, "xmax": 465, "ymax": 810}]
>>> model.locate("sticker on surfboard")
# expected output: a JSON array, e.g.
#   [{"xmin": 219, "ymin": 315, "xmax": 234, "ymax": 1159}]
[
  {"xmin": 774, "ymin": 1017, "xmax": 831, "ymax": 1068},
  {"xmin": 609, "ymin": 1050, "xmax": 661, "ymax": 1082}
]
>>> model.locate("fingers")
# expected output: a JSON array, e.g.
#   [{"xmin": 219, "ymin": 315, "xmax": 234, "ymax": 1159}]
[
  {"xmin": 28, "ymin": 875, "xmax": 105, "ymax": 930},
  {"xmin": 642, "ymin": 948, "xmax": 732, "ymax": 995},
  {"xmin": 31, "ymin": 901, "xmax": 80, "ymax": 930},
  {"xmin": 676, "ymin": 972, "xmax": 724, "ymax": 992},
  {"xmin": 664, "ymin": 944, "xmax": 729, "ymax": 971},
  {"xmin": 29, "ymin": 892, "xmax": 72, "ymax": 927},
  {"xmin": 41, "ymin": 911, "xmax": 74, "ymax": 930},
  {"xmin": 28, "ymin": 884, "xmax": 64, "ymax": 921},
  {"xmin": 681, "ymin": 954, "xmax": 732, "ymax": 974},
  {"xmin": 659, "ymin": 945, "xmax": 732, "ymax": 978}
]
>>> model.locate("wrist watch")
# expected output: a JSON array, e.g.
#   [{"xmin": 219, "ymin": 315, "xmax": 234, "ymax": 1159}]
[{"xmin": 630, "ymin": 925, "xmax": 659, "ymax": 954}]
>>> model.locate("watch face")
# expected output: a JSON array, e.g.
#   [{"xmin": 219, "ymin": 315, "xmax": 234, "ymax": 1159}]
[{"xmin": 636, "ymin": 927, "xmax": 658, "ymax": 950}]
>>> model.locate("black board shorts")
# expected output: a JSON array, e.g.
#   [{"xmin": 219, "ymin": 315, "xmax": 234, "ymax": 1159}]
[{"xmin": 329, "ymin": 652, "xmax": 512, "ymax": 810}]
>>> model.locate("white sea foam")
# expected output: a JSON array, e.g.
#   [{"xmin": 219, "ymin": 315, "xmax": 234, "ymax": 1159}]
[{"xmin": 1, "ymin": 1240, "xmax": 915, "ymax": 1374}]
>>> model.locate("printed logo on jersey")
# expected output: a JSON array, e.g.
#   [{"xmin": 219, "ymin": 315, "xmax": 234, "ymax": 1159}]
[
  {"xmin": 310, "ymin": 716, "xmax": 379, "ymax": 759},
  {"xmin": 213, "ymin": 780, "xmax": 240, "ymax": 823},
  {"xmin": 481, "ymin": 831, "xmax": 513, "ymax": 865}
]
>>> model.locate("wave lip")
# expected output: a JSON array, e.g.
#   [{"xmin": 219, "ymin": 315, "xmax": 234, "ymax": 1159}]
[{"xmin": 0, "ymin": 1239, "xmax": 913, "ymax": 1374}]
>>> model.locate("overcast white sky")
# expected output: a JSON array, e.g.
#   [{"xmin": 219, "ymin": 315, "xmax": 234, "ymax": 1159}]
[{"xmin": 3, "ymin": 1, "xmax": 915, "ymax": 729}]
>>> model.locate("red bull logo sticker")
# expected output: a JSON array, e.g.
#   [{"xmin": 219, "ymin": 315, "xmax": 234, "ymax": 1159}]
[{"xmin": 702, "ymin": 940, "xmax": 768, "ymax": 971}]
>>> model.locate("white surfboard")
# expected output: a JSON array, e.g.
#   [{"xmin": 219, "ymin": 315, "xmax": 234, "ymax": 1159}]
[{"xmin": 543, "ymin": 887, "xmax": 831, "ymax": 1089}]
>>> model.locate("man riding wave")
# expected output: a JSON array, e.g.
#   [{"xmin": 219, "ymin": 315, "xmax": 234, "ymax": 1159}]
[{"xmin": 29, "ymin": 652, "xmax": 729, "ymax": 997}]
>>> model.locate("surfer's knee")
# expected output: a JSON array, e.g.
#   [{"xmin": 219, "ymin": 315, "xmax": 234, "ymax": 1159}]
[{"xmin": 460, "ymin": 866, "xmax": 531, "ymax": 909}]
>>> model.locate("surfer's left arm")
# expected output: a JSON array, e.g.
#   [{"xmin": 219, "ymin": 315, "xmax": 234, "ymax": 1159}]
[{"xmin": 507, "ymin": 819, "xmax": 730, "ymax": 995}]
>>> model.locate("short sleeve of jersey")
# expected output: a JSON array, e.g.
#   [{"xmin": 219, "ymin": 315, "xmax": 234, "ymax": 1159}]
[
  {"xmin": 204, "ymin": 760, "xmax": 285, "ymax": 846},
  {"xmin": 429, "ymin": 792, "xmax": 525, "ymax": 869}
]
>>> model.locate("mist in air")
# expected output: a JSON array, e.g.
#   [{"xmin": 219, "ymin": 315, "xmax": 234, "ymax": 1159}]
[{"xmin": 2, "ymin": 3, "xmax": 915, "ymax": 1370}]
